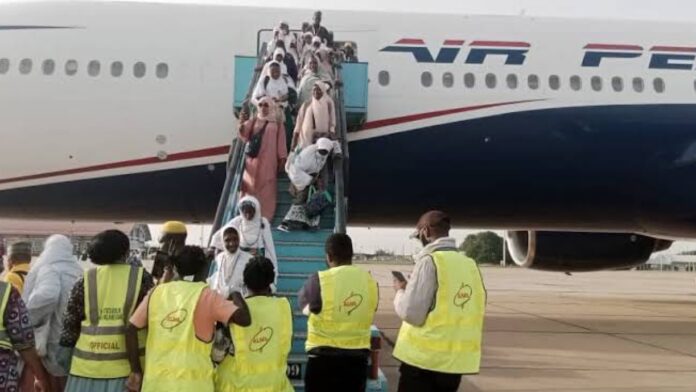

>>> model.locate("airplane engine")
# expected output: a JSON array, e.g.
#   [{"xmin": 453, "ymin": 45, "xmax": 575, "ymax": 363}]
[{"xmin": 505, "ymin": 231, "xmax": 672, "ymax": 272}]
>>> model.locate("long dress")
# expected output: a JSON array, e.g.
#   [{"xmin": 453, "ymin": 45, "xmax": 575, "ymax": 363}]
[{"xmin": 239, "ymin": 118, "xmax": 288, "ymax": 221}]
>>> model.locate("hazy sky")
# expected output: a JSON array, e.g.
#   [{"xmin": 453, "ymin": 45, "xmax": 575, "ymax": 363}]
[{"xmin": 60, "ymin": 0, "xmax": 696, "ymax": 21}]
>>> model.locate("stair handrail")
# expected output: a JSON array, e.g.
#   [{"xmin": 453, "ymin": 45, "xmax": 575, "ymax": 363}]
[
  {"xmin": 332, "ymin": 61, "xmax": 350, "ymax": 234},
  {"xmin": 209, "ymin": 43, "xmax": 269, "ymax": 245}
]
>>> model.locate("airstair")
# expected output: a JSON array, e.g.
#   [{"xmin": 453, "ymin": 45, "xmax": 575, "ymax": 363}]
[{"xmin": 210, "ymin": 36, "xmax": 386, "ymax": 391}]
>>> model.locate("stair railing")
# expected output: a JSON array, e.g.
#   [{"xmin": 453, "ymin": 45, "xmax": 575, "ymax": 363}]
[{"xmin": 332, "ymin": 61, "xmax": 350, "ymax": 234}]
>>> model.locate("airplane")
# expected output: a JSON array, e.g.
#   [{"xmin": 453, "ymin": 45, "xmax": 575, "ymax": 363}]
[{"xmin": 1, "ymin": 0, "xmax": 695, "ymax": 272}]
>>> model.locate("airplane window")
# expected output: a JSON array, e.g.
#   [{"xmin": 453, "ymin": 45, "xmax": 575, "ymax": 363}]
[
  {"xmin": 65, "ymin": 60, "xmax": 78, "ymax": 76},
  {"xmin": 88, "ymin": 60, "xmax": 100, "ymax": 77},
  {"xmin": 442, "ymin": 72, "xmax": 454, "ymax": 88},
  {"xmin": 527, "ymin": 74, "xmax": 539, "ymax": 90},
  {"xmin": 377, "ymin": 70, "xmax": 389, "ymax": 86},
  {"xmin": 0, "ymin": 58, "xmax": 8, "ymax": 74},
  {"xmin": 653, "ymin": 77, "xmax": 665, "ymax": 93},
  {"xmin": 611, "ymin": 77, "xmax": 624, "ymax": 92},
  {"xmin": 591, "ymin": 76, "xmax": 603, "ymax": 92},
  {"xmin": 506, "ymin": 74, "xmax": 518, "ymax": 89},
  {"xmin": 111, "ymin": 61, "xmax": 123, "ymax": 77},
  {"xmin": 570, "ymin": 75, "xmax": 582, "ymax": 91},
  {"xmin": 485, "ymin": 73, "xmax": 497, "ymax": 89},
  {"xmin": 632, "ymin": 77, "xmax": 644, "ymax": 93},
  {"xmin": 134, "ymin": 62, "xmax": 146, "ymax": 78},
  {"xmin": 19, "ymin": 59, "xmax": 32, "ymax": 75},
  {"xmin": 464, "ymin": 73, "xmax": 475, "ymax": 88},
  {"xmin": 156, "ymin": 63, "xmax": 169, "ymax": 79},
  {"xmin": 421, "ymin": 71, "xmax": 433, "ymax": 87},
  {"xmin": 42, "ymin": 60, "xmax": 55, "ymax": 75},
  {"xmin": 548, "ymin": 75, "xmax": 560, "ymax": 90}
]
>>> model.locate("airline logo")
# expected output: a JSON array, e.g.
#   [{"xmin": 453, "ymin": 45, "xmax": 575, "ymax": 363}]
[
  {"xmin": 380, "ymin": 39, "xmax": 530, "ymax": 65},
  {"xmin": 582, "ymin": 44, "xmax": 696, "ymax": 70}
]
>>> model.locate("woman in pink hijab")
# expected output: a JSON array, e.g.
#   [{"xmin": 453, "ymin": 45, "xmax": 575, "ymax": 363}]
[
  {"xmin": 238, "ymin": 96, "xmax": 288, "ymax": 221},
  {"xmin": 291, "ymin": 81, "xmax": 336, "ymax": 150}
]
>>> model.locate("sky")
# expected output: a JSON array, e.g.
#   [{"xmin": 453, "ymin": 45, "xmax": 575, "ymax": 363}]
[{"xmin": 37, "ymin": 0, "xmax": 694, "ymax": 22}]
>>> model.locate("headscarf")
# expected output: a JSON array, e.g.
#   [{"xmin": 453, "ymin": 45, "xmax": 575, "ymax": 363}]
[
  {"xmin": 23, "ymin": 235, "xmax": 77, "ymax": 301},
  {"xmin": 256, "ymin": 96, "xmax": 277, "ymax": 121},
  {"xmin": 235, "ymin": 195, "xmax": 264, "ymax": 249},
  {"xmin": 287, "ymin": 137, "xmax": 337, "ymax": 190},
  {"xmin": 273, "ymin": 48, "xmax": 286, "ymax": 62},
  {"xmin": 297, "ymin": 81, "xmax": 333, "ymax": 148},
  {"xmin": 298, "ymin": 56, "xmax": 322, "ymax": 104}
]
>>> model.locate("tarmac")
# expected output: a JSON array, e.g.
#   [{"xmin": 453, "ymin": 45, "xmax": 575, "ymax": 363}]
[{"xmin": 365, "ymin": 265, "xmax": 696, "ymax": 392}]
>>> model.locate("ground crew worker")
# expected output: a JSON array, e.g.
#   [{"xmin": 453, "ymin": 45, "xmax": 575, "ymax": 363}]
[
  {"xmin": 152, "ymin": 220, "xmax": 187, "ymax": 283},
  {"xmin": 215, "ymin": 256, "xmax": 293, "ymax": 392},
  {"xmin": 4, "ymin": 242, "xmax": 33, "ymax": 293},
  {"xmin": 61, "ymin": 230, "xmax": 151, "ymax": 392},
  {"xmin": 298, "ymin": 233, "xmax": 379, "ymax": 392},
  {"xmin": 392, "ymin": 210, "xmax": 487, "ymax": 392},
  {"xmin": 125, "ymin": 246, "xmax": 251, "ymax": 392}
]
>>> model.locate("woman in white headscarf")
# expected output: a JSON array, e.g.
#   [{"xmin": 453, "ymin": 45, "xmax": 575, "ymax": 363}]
[
  {"xmin": 292, "ymin": 81, "xmax": 336, "ymax": 150},
  {"xmin": 315, "ymin": 46, "xmax": 334, "ymax": 81},
  {"xmin": 23, "ymin": 234, "xmax": 83, "ymax": 390},
  {"xmin": 262, "ymin": 48, "xmax": 289, "ymax": 77},
  {"xmin": 212, "ymin": 195, "xmax": 277, "ymax": 278},
  {"xmin": 238, "ymin": 96, "xmax": 288, "ymax": 221},
  {"xmin": 208, "ymin": 226, "xmax": 253, "ymax": 298},
  {"xmin": 297, "ymin": 56, "xmax": 323, "ymax": 105},
  {"xmin": 279, "ymin": 138, "xmax": 339, "ymax": 232}
]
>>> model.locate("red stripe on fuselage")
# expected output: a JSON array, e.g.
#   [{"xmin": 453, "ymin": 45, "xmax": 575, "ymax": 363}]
[
  {"xmin": 396, "ymin": 38, "xmax": 425, "ymax": 45},
  {"xmin": 469, "ymin": 41, "xmax": 531, "ymax": 48},
  {"xmin": 0, "ymin": 146, "xmax": 230, "ymax": 186},
  {"xmin": 650, "ymin": 46, "xmax": 696, "ymax": 53},
  {"xmin": 443, "ymin": 39, "xmax": 465, "ymax": 46},
  {"xmin": 0, "ymin": 100, "xmax": 543, "ymax": 186},
  {"xmin": 584, "ymin": 44, "xmax": 643, "ymax": 51}
]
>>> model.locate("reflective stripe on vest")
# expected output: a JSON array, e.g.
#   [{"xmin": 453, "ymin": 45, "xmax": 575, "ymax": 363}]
[
  {"xmin": 393, "ymin": 251, "xmax": 486, "ymax": 374},
  {"xmin": 216, "ymin": 296, "xmax": 293, "ymax": 392},
  {"xmin": 306, "ymin": 265, "xmax": 378, "ymax": 351},
  {"xmin": 0, "ymin": 282, "xmax": 13, "ymax": 350},
  {"xmin": 142, "ymin": 281, "xmax": 213, "ymax": 392},
  {"xmin": 70, "ymin": 265, "xmax": 145, "ymax": 379}
]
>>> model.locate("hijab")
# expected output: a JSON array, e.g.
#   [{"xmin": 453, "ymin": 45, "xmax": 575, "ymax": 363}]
[
  {"xmin": 287, "ymin": 137, "xmax": 336, "ymax": 190},
  {"xmin": 235, "ymin": 195, "xmax": 264, "ymax": 249},
  {"xmin": 256, "ymin": 96, "xmax": 277, "ymax": 121},
  {"xmin": 298, "ymin": 81, "xmax": 332, "ymax": 148},
  {"xmin": 23, "ymin": 234, "xmax": 78, "ymax": 301}
]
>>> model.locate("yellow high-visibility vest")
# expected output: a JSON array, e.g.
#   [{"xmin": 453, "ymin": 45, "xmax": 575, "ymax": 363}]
[
  {"xmin": 215, "ymin": 296, "xmax": 293, "ymax": 392},
  {"xmin": 393, "ymin": 251, "xmax": 486, "ymax": 374},
  {"xmin": 70, "ymin": 265, "xmax": 146, "ymax": 378},
  {"xmin": 0, "ymin": 281, "xmax": 14, "ymax": 351},
  {"xmin": 306, "ymin": 265, "xmax": 378, "ymax": 351},
  {"xmin": 142, "ymin": 281, "xmax": 214, "ymax": 392}
]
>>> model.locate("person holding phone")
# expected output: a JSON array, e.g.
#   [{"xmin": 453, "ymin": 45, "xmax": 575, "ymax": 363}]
[{"xmin": 392, "ymin": 210, "xmax": 487, "ymax": 392}]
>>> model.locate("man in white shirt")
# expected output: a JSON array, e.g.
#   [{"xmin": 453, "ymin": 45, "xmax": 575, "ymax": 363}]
[{"xmin": 209, "ymin": 227, "xmax": 252, "ymax": 298}]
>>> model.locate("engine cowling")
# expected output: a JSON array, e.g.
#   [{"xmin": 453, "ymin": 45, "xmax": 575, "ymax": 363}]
[{"xmin": 505, "ymin": 231, "xmax": 672, "ymax": 272}]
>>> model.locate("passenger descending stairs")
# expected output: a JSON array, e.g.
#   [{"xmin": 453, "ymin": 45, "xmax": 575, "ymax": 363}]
[{"xmin": 214, "ymin": 36, "xmax": 387, "ymax": 392}]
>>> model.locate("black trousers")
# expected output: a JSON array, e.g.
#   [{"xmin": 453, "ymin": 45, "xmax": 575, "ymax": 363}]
[
  {"xmin": 397, "ymin": 362, "xmax": 462, "ymax": 392},
  {"xmin": 305, "ymin": 355, "xmax": 368, "ymax": 392}
]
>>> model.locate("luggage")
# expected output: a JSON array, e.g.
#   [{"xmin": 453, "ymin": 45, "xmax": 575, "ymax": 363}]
[{"xmin": 305, "ymin": 186, "xmax": 333, "ymax": 218}]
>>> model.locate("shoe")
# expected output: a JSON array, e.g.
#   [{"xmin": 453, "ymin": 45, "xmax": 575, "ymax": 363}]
[{"xmin": 277, "ymin": 224, "xmax": 290, "ymax": 232}]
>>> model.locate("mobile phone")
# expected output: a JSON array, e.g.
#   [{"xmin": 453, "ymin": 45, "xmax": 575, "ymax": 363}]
[{"xmin": 391, "ymin": 271, "xmax": 407, "ymax": 283}]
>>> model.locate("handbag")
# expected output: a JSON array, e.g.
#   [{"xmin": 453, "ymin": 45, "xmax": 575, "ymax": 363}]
[
  {"xmin": 245, "ymin": 120, "xmax": 269, "ymax": 158},
  {"xmin": 305, "ymin": 185, "xmax": 334, "ymax": 218}
]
